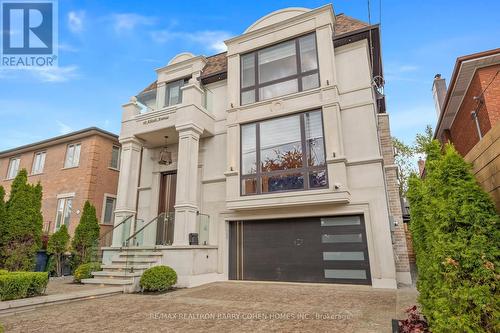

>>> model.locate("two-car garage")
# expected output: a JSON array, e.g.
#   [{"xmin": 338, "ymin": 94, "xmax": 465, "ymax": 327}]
[{"xmin": 229, "ymin": 215, "xmax": 371, "ymax": 285}]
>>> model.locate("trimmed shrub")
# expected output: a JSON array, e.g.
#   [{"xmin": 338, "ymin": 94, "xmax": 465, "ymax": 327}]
[
  {"xmin": 73, "ymin": 262, "xmax": 101, "ymax": 283},
  {"xmin": 407, "ymin": 142, "xmax": 500, "ymax": 332},
  {"xmin": 0, "ymin": 269, "xmax": 8, "ymax": 275},
  {"xmin": 72, "ymin": 201, "xmax": 100, "ymax": 267},
  {"xmin": 140, "ymin": 265, "xmax": 177, "ymax": 292},
  {"xmin": 0, "ymin": 272, "xmax": 48, "ymax": 301}
]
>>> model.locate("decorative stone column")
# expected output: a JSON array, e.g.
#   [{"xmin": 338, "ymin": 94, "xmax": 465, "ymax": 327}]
[
  {"xmin": 112, "ymin": 99, "xmax": 143, "ymax": 247},
  {"xmin": 173, "ymin": 123, "xmax": 203, "ymax": 245}
]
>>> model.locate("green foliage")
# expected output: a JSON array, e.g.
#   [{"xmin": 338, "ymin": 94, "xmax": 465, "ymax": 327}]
[
  {"xmin": 0, "ymin": 271, "xmax": 48, "ymax": 301},
  {"xmin": 0, "ymin": 170, "xmax": 43, "ymax": 271},
  {"xmin": 47, "ymin": 225, "xmax": 70, "ymax": 277},
  {"xmin": 392, "ymin": 125, "xmax": 434, "ymax": 196},
  {"xmin": 139, "ymin": 265, "xmax": 177, "ymax": 292},
  {"xmin": 73, "ymin": 262, "xmax": 101, "ymax": 283},
  {"xmin": 407, "ymin": 141, "xmax": 500, "ymax": 332},
  {"xmin": 0, "ymin": 186, "xmax": 5, "ymax": 250},
  {"xmin": 71, "ymin": 201, "xmax": 100, "ymax": 267},
  {"xmin": 0, "ymin": 269, "xmax": 8, "ymax": 275}
]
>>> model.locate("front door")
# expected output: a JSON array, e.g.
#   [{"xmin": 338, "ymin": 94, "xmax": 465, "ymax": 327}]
[{"xmin": 157, "ymin": 171, "xmax": 177, "ymax": 245}]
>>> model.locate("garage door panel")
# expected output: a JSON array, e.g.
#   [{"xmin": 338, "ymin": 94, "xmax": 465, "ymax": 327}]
[{"xmin": 230, "ymin": 215, "xmax": 371, "ymax": 285}]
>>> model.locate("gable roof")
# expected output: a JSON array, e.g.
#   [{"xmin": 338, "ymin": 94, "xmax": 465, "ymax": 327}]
[{"xmin": 139, "ymin": 14, "xmax": 369, "ymax": 94}]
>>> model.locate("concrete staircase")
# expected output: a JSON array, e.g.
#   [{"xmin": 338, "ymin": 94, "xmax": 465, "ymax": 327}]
[{"xmin": 82, "ymin": 249, "xmax": 163, "ymax": 292}]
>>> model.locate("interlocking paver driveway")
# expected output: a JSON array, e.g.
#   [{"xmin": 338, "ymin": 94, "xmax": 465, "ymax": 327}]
[{"xmin": 0, "ymin": 281, "xmax": 417, "ymax": 332}]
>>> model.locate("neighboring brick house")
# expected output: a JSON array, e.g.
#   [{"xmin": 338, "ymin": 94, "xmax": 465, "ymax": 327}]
[
  {"xmin": 0, "ymin": 128, "xmax": 121, "ymax": 238},
  {"xmin": 434, "ymin": 48, "xmax": 500, "ymax": 210},
  {"xmin": 94, "ymin": 5, "xmax": 412, "ymax": 290}
]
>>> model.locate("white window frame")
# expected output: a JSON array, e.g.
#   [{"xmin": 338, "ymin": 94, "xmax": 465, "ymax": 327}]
[
  {"xmin": 54, "ymin": 194, "xmax": 74, "ymax": 232},
  {"xmin": 110, "ymin": 145, "xmax": 121, "ymax": 170},
  {"xmin": 31, "ymin": 151, "xmax": 46, "ymax": 175},
  {"xmin": 101, "ymin": 194, "xmax": 117, "ymax": 225},
  {"xmin": 6, "ymin": 157, "xmax": 20, "ymax": 180},
  {"xmin": 64, "ymin": 143, "xmax": 81, "ymax": 168}
]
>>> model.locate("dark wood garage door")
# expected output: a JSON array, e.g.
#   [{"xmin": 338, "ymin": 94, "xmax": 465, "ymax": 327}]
[{"xmin": 229, "ymin": 215, "xmax": 371, "ymax": 285}]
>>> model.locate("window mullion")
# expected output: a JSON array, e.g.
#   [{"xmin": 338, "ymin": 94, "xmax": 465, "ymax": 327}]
[
  {"xmin": 296, "ymin": 39, "xmax": 303, "ymax": 92},
  {"xmin": 254, "ymin": 52, "xmax": 259, "ymax": 102},
  {"xmin": 256, "ymin": 123, "xmax": 261, "ymax": 194},
  {"xmin": 299, "ymin": 113, "xmax": 309, "ymax": 190}
]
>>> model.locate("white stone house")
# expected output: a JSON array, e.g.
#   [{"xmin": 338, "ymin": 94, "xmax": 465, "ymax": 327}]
[{"xmin": 89, "ymin": 5, "xmax": 411, "ymax": 289}]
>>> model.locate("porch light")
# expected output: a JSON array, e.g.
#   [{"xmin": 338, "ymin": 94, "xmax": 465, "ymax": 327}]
[{"xmin": 158, "ymin": 136, "xmax": 173, "ymax": 165}]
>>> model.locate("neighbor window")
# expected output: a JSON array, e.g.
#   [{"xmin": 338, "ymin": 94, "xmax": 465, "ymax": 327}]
[
  {"xmin": 6, "ymin": 157, "xmax": 20, "ymax": 179},
  {"xmin": 64, "ymin": 143, "xmax": 81, "ymax": 168},
  {"xmin": 55, "ymin": 197, "xmax": 73, "ymax": 231},
  {"xmin": 31, "ymin": 151, "xmax": 46, "ymax": 175},
  {"xmin": 241, "ymin": 110, "xmax": 327, "ymax": 195},
  {"xmin": 165, "ymin": 78, "xmax": 189, "ymax": 107},
  {"xmin": 110, "ymin": 145, "xmax": 121, "ymax": 169},
  {"xmin": 240, "ymin": 33, "xmax": 319, "ymax": 105},
  {"xmin": 102, "ymin": 196, "xmax": 116, "ymax": 224}
]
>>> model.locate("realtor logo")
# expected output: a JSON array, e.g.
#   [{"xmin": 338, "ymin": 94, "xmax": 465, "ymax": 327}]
[{"xmin": 1, "ymin": 0, "xmax": 58, "ymax": 67}]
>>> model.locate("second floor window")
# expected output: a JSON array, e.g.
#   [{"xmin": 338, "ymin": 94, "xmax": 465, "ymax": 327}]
[
  {"xmin": 240, "ymin": 33, "xmax": 319, "ymax": 105},
  {"xmin": 241, "ymin": 110, "xmax": 327, "ymax": 195},
  {"xmin": 64, "ymin": 143, "xmax": 81, "ymax": 168},
  {"xmin": 165, "ymin": 78, "xmax": 188, "ymax": 107},
  {"xmin": 32, "ymin": 151, "xmax": 46, "ymax": 175},
  {"xmin": 6, "ymin": 157, "xmax": 20, "ymax": 179},
  {"xmin": 110, "ymin": 145, "xmax": 121, "ymax": 169}
]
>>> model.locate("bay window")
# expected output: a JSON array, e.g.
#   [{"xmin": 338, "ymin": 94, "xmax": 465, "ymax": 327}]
[
  {"xmin": 240, "ymin": 33, "xmax": 319, "ymax": 105},
  {"xmin": 241, "ymin": 110, "xmax": 327, "ymax": 195}
]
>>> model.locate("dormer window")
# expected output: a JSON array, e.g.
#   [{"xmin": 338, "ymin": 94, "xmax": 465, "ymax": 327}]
[
  {"xmin": 165, "ymin": 78, "xmax": 190, "ymax": 107},
  {"xmin": 240, "ymin": 33, "xmax": 319, "ymax": 105}
]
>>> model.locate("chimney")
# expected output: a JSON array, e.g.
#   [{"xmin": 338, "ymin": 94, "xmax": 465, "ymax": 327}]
[{"xmin": 432, "ymin": 74, "xmax": 447, "ymax": 117}]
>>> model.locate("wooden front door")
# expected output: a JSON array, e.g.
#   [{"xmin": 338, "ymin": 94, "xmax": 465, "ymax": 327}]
[{"xmin": 157, "ymin": 171, "xmax": 177, "ymax": 245}]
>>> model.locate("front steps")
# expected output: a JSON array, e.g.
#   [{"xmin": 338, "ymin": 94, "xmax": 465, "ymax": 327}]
[{"xmin": 82, "ymin": 248, "xmax": 162, "ymax": 291}]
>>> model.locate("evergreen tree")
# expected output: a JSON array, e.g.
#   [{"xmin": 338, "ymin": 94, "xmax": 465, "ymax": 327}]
[
  {"xmin": 1, "ymin": 169, "xmax": 43, "ymax": 271},
  {"xmin": 47, "ymin": 224, "xmax": 70, "ymax": 277},
  {"xmin": 407, "ymin": 143, "xmax": 499, "ymax": 332},
  {"xmin": 72, "ymin": 201, "xmax": 100, "ymax": 266},
  {"xmin": 0, "ymin": 186, "xmax": 6, "ymax": 266}
]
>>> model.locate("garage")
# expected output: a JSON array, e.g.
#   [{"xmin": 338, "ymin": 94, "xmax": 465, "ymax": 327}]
[{"xmin": 229, "ymin": 215, "xmax": 371, "ymax": 285}]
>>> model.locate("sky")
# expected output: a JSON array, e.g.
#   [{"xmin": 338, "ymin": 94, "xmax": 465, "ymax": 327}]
[{"xmin": 0, "ymin": 0, "xmax": 499, "ymax": 151}]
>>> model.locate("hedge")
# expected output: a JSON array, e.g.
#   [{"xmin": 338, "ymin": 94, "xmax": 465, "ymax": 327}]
[
  {"xmin": 407, "ymin": 142, "xmax": 500, "ymax": 332},
  {"xmin": 0, "ymin": 271, "xmax": 48, "ymax": 301},
  {"xmin": 73, "ymin": 262, "xmax": 101, "ymax": 283},
  {"xmin": 140, "ymin": 265, "xmax": 177, "ymax": 292}
]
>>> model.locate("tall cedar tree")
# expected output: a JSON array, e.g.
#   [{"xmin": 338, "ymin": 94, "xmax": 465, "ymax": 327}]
[
  {"xmin": 47, "ymin": 224, "xmax": 70, "ymax": 277},
  {"xmin": 407, "ymin": 142, "xmax": 500, "ymax": 332},
  {"xmin": 0, "ymin": 186, "xmax": 6, "ymax": 257},
  {"xmin": 72, "ymin": 201, "xmax": 100, "ymax": 266},
  {"xmin": 1, "ymin": 169, "xmax": 43, "ymax": 271}
]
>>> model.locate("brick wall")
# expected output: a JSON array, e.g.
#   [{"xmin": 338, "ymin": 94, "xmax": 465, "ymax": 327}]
[
  {"xmin": 450, "ymin": 64, "xmax": 500, "ymax": 156},
  {"xmin": 377, "ymin": 113, "xmax": 411, "ymax": 279},
  {"xmin": 0, "ymin": 133, "xmax": 119, "ymax": 236}
]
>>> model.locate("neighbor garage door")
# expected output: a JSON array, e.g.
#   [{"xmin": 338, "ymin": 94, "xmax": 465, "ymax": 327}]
[{"xmin": 229, "ymin": 215, "xmax": 371, "ymax": 285}]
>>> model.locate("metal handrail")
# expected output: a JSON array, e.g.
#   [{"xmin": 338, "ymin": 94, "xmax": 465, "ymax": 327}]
[
  {"xmin": 124, "ymin": 212, "xmax": 168, "ymax": 245},
  {"xmin": 98, "ymin": 214, "xmax": 134, "ymax": 244}
]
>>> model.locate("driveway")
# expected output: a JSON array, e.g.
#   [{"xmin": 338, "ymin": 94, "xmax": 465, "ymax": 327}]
[{"xmin": 0, "ymin": 281, "xmax": 417, "ymax": 332}]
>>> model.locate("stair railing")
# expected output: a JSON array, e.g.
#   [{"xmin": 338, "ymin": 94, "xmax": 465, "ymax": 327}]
[{"xmin": 89, "ymin": 214, "xmax": 135, "ymax": 263}]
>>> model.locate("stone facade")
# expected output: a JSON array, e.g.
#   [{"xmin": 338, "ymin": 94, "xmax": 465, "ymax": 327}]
[
  {"xmin": 0, "ymin": 128, "xmax": 120, "ymax": 236},
  {"xmin": 377, "ymin": 113, "xmax": 411, "ymax": 283}
]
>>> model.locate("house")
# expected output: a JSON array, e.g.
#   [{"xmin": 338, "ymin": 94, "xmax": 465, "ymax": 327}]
[
  {"xmin": 0, "ymin": 127, "xmax": 121, "ymax": 240},
  {"xmin": 95, "ymin": 5, "xmax": 411, "ymax": 289},
  {"xmin": 433, "ymin": 48, "xmax": 500, "ymax": 210}
]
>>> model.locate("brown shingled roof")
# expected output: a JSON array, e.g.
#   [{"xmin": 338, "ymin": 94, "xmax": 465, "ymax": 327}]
[{"xmin": 139, "ymin": 14, "xmax": 369, "ymax": 94}]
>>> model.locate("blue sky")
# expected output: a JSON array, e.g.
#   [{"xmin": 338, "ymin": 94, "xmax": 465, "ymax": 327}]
[{"xmin": 1, "ymin": 0, "xmax": 499, "ymax": 150}]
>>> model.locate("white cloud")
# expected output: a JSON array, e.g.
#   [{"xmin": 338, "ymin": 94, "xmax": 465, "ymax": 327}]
[
  {"xmin": 56, "ymin": 121, "xmax": 73, "ymax": 135},
  {"xmin": 30, "ymin": 66, "xmax": 80, "ymax": 82},
  {"xmin": 58, "ymin": 43, "xmax": 79, "ymax": 53},
  {"xmin": 68, "ymin": 11, "xmax": 85, "ymax": 33},
  {"xmin": 151, "ymin": 30, "xmax": 232, "ymax": 53},
  {"xmin": 111, "ymin": 13, "xmax": 156, "ymax": 33}
]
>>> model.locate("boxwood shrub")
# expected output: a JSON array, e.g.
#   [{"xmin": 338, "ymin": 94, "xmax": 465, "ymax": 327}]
[
  {"xmin": 140, "ymin": 265, "xmax": 177, "ymax": 292},
  {"xmin": 0, "ymin": 272, "xmax": 48, "ymax": 301},
  {"xmin": 73, "ymin": 262, "xmax": 101, "ymax": 283}
]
